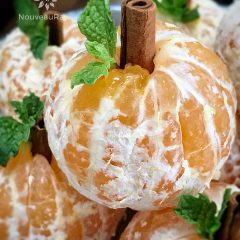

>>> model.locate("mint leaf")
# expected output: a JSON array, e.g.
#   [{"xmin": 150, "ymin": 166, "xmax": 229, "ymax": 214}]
[
  {"xmin": 71, "ymin": 61, "xmax": 109, "ymax": 87},
  {"xmin": 71, "ymin": 0, "xmax": 117, "ymax": 88},
  {"xmin": 0, "ymin": 94, "xmax": 44, "ymax": 167},
  {"xmin": 175, "ymin": 189, "xmax": 232, "ymax": 239},
  {"xmin": 11, "ymin": 93, "xmax": 44, "ymax": 127},
  {"xmin": 79, "ymin": 0, "xmax": 117, "ymax": 57},
  {"xmin": 0, "ymin": 118, "xmax": 30, "ymax": 167},
  {"xmin": 14, "ymin": 0, "xmax": 49, "ymax": 59},
  {"xmin": 153, "ymin": 0, "xmax": 200, "ymax": 23},
  {"xmin": 85, "ymin": 41, "xmax": 115, "ymax": 63},
  {"xmin": 29, "ymin": 26, "xmax": 49, "ymax": 59}
]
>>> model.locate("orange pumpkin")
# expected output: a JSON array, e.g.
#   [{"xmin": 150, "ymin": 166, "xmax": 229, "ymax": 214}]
[
  {"xmin": 0, "ymin": 15, "xmax": 84, "ymax": 116},
  {"xmin": 120, "ymin": 182, "xmax": 238, "ymax": 240},
  {"xmin": 0, "ymin": 143, "xmax": 124, "ymax": 239},
  {"xmin": 215, "ymin": 1, "xmax": 240, "ymax": 113},
  {"xmin": 45, "ymin": 21, "xmax": 236, "ymax": 210},
  {"xmin": 121, "ymin": 208, "xmax": 201, "ymax": 240},
  {"xmin": 215, "ymin": 1, "xmax": 240, "ymax": 188}
]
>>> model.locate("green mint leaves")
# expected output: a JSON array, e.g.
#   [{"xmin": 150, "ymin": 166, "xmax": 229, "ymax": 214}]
[
  {"xmin": 11, "ymin": 93, "xmax": 44, "ymax": 127},
  {"xmin": 0, "ymin": 94, "xmax": 44, "ymax": 167},
  {"xmin": 153, "ymin": 0, "xmax": 200, "ymax": 23},
  {"xmin": 175, "ymin": 189, "xmax": 232, "ymax": 239},
  {"xmin": 79, "ymin": 0, "xmax": 117, "ymax": 58},
  {"xmin": 71, "ymin": 61, "xmax": 110, "ymax": 86},
  {"xmin": 14, "ymin": 0, "xmax": 49, "ymax": 59},
  {"xmin": 71, "ymin": 0, "xmax": 117, "ymax": 88}
]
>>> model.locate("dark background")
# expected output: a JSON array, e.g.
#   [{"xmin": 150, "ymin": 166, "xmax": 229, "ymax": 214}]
[
  {"xmin": 0, "ymin": 0, "xmax": 87, "ymax": 37},
  {"xmin": 0, "ymin": 0, "xmax": 234, "ymax": 38}
]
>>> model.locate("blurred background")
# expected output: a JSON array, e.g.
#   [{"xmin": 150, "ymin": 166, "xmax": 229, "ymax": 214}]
[{"xmin": 0, "ymin": 0, "xmax": 234, "ymax": 38}]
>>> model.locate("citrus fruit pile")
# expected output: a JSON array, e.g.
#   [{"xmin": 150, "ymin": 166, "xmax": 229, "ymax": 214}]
[{"xmin": 0, "ymin": 0, "xmax": 240, "ymax": 239}]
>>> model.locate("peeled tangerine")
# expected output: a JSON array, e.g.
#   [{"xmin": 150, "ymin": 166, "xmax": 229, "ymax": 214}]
[
  {"xmin": 157, "ymin": 0, "xmax": 225, "ymax": 49},
  {"xmin": 120, "ymin": 182, "xmax": 239, "ymax": 240},
  {"xmin": 0, "ymin": 143, "xmax": 124, "ymax": 239},
  {"xmin": 215, "ymin": 0, "xmax": 240, "ymax": 112},
  {"xmin": 215, "ymin": 1, "xmax": 240, "ymax": 188},
  {"xmin": 45, "ymin": 22, "xmax": 236, "ymax": 210},
  {"xmin": 0, "ymin": 15, "xmax": 84, "ymax": 115}
]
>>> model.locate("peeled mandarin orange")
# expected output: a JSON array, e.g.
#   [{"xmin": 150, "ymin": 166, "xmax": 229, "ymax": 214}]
[
  {"xmin": 157, "ymin": 0, "xmax": 225, "ymax": 49},
  {"xmin": 45, "ymin": 21, "xmax": 236, "ymax": 210},
  {"xmin": 120, "ymin": 208, "xmax": 201, "ymax": 240},
  {"xmin": 0, "ymin": 15, "xmax": 84, "ymax": 116},
  {"xmin": 0, "ymin": 142, "xmax": 124, "ymax": 239},
  {"xmin": 214, "ymin": 1, "xmax": 240, "ymax": 188},
  {"xmin": 186, "ymin": 0, "xmax": 224, "ymax": 48},
  {"xmin": 215, "ymin": 1, "xmax": 240, "ymax": 113},
  {"xmin": 120, "ymin": 182, "xmax": 238, "ymax": 240}
]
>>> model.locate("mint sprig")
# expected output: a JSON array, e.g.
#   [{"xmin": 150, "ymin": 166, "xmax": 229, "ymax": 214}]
[
  {"xmin": 0, "ymin": 94, "xmax": 44, "ymax": 166},
  {"xmin": 14, "ymin": 0, "xmax": 49, "ymax": 59},
  {"xmin": 175, "ymin": 189, "xmax": 232, "ymax": 239},
  {"xmin": 153, "ymin": 0, "xmax": 200, "ymax": 23},
  {"xmin": 71, "ymin": 0, "xmax": 117, "ymax": 88}
]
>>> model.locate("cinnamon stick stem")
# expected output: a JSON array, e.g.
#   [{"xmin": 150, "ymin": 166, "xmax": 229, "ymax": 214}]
[
  {"xmin": 31, "ymin": 120, "xmax": 52, "ymax": 163},
  {"xmin": 120, "ymin": 0, "xmax": 156, "ymax": 72},
  {"xmin": 45, "ymin": 11, "xmax": 63, "ymax": 46}
]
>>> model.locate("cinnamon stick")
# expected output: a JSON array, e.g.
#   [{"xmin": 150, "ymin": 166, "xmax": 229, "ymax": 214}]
[
  {"xmin": 31, "ymin": 119, "xmax": 52, "ymax": 162},
  {"xmin": 44, "ymin": 11, "xmax": 63, "ymax": 46},
  {"xmin": 120, "ymin": 0, "xmax": 156, "ymax": 72},
  {"xmin": 187, "ymin": 0, "xmax": 193, "ymax": 8}
]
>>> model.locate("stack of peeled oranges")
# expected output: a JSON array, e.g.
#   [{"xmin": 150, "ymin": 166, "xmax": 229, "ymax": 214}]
[{"xmin": 0, "ymin": 0, "xmax": 240, "ymax": 239}]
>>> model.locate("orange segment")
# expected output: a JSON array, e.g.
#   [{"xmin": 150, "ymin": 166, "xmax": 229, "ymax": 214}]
[
  {"xmin": 27, "ymin": 155, "xmax": 58, "ymax": 237},
  {"xmin": 0, "ymin": 143, "xmax": 32, "ymax": 239}
]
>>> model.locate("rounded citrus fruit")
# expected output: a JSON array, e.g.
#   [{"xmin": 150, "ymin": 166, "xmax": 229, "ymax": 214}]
[
  {"xmin": 215, "ymin": 1, "xmax": 240, "ymax": 188},
  {"xmin": 0, "ymin": 142, "xmax": 124, "ymax": 239},
  {"xmin": 215, "ymin": 0, "xmax": 240, "ymax": 112},
  {"xmin": 120, "ymin": 182, "xmax": 237, "ymax": 240},
  {"xmin": 157, "ymin": 0, "xmax": 224, "ymax": 49},
  {"xmin": 45, "ymin": 21, "xmax": 236, "ymax": 210},
  {"xmin": 121, "ymin": 208, "xmax": 201, "ymax": 240},
  {"xmin": 0, "ymin": 15, "xmax": 84, "ymax": 115}
]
